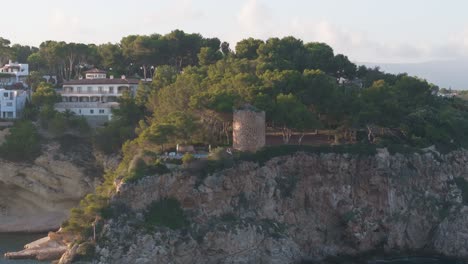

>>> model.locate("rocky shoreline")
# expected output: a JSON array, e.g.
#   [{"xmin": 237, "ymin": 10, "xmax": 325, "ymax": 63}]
[{"xmin": 4, "ymin": 234, "xmax": 67, "ymax": 261}]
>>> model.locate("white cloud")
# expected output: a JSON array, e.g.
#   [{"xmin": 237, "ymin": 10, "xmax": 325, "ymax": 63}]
[
  {"xmin": 231, "ymin": 3, "xmax": 468, "ymax": 63},
  {"xmin": 237, "ymin": 0, "xmax": 272, "ymax": 34},
  {"xmin": 143, "ymin": 0, "xmax": 205, "ymax": 27}
]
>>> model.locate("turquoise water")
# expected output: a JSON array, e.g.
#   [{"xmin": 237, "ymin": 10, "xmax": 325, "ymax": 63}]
[{"xmin": 0, "ymin": 233, "xmax": 47, "ymax": 264}]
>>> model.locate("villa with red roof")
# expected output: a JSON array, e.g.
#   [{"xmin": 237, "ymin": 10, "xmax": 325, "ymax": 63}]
[{"xmin": 54, "ymin": 69, "xmax": 139, "ymax": 125}]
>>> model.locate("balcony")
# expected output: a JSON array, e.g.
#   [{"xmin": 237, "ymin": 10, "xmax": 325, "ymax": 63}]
[
  {"xmin": 58, "ymin": 90, "xmax": 121, "ymax": 95},
  {"xmin": 55, "ymin": 101, "xmax": 119, "ymax": 109}
]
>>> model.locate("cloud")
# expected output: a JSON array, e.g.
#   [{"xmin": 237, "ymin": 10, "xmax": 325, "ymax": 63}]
[
  {"xmin": 143, "ymin": 0, "xmax": 205, "ymax": 27},
  {"xmin": 237, "ymin": 0, "xmax": 272, "ymax": 34},
  {"xmin": 231, "ymin": 3, "xmax": 468, "ymax": 63}
]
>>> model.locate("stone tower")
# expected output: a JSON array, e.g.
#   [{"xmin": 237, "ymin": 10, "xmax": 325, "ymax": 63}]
[{"xmin": 233, "ymin": 106, "xmax": 266, "ymax": 152}]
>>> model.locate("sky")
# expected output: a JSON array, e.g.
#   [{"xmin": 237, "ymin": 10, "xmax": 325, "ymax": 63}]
[{"xmin": 3, "ymin": 0, "xmax": 468, "ymax": 87}]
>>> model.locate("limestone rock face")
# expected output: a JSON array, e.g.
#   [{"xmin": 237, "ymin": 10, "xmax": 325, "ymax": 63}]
[
  {"xmin": 92, "ymin": 149, "xmax": 468, "ymax": 263},
  {"xmin": 433, "ymin": 206, "xmax": 468, "ymax": 257},
  {"xmin": 0, "ymin": 140, "xmax": 101, "ymax": 232}
]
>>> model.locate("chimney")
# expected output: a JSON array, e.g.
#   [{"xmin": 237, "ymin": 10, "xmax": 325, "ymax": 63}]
[
  {"xmin": 121, "ymin": 75, "xmax": 126, "ymax": 79},
  {"xmin": 110, "ymin": 75, "xmax": 114, "ymax": 79}
]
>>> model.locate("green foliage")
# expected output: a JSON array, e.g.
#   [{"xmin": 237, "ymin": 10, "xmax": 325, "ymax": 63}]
[
  {"xmin": 235, "ymin": 38, "xmax": 264, "ymax": 60},
  {"xmin": 182, "ymin": 153, "xmax": 195, "ymax": 164},
  {"xmin": 125, "ymin": 158, "xmax": 170, "ymax": 183},
  {"xmin": 0, "ymin": 121, "xmax": 41, "ymax": 162},
  {"xmin": 273, "ymin": 93, "xmax": 320, "ymax": 131},
  {"xmin": 198, "ymin": 47, "xmax": 223, "ymax": 66},
  {"xmin": 32, "ymin": 82, "xmax": 60, "ymax": 107},
  {"xmin": 94, "ymin": 93, "xmax": 143, "ymax": 154},
  {"xmin": 62, "ymin": 194, "xmax": 108, "ymax": 237},
  {"xmin": 73, "ymin": 242, "xmax": 96, "ymax": 262},
  {"xmin": 39, "ymin": 108, "xmax": 90, "ymax": 137},
  {"xmin": 144, "ymin": 198, "xmax": 188, "ymax": 230},
  {"xmin": 27, "ymin": 71, "xmax": 45, "ymax": 91}
]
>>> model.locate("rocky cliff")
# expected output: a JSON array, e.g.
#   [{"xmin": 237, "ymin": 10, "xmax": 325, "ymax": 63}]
[
  {"xmin": 86, "ymin": 149, "xmax": 468, "ymax": 263},
  {"xmin": 0, "ymin": 137, "xmax": 102, "ymax": 232}
]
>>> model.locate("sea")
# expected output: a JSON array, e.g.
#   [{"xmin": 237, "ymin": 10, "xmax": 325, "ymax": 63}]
[
  {"xmin": 0, "ymin": 233, "xmax": 46, "ymax": 264},
  {"xmin": 0, "ymin": 233, "xmax": 466, "ymax": 264}
]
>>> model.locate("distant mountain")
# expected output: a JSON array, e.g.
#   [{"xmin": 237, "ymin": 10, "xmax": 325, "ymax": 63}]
[{"xmin": 363, "ymin": 60, "xmax": 468, "ymax": 90}]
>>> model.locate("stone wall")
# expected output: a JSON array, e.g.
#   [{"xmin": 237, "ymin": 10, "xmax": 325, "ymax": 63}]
[{"xmin": 233, "ymin": 109, "xmax": 265, "ymax": 152}]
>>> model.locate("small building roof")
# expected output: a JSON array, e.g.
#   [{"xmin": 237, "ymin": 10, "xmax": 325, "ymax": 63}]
[{"xmin": 84, "ymin": 68, "xmax": 107, "ymax": 74}]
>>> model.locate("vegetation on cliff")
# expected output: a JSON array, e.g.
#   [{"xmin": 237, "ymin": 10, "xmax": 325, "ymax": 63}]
[
  {"xmin": 0, "ymin": 121, "xmax": 40, "ymax": 161},
  {"xmin": 3, "ymin": 31, "xmax": 467, "ymax": 261}
]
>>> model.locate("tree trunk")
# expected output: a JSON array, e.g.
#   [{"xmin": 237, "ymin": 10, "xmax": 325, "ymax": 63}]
[
  {"xmin": 298, "ymin": 133, "xmax": 305, "ymax": 145},
  {"xmin": 282, "ymin": 126, "xmax": 292, "ymax": 144}
]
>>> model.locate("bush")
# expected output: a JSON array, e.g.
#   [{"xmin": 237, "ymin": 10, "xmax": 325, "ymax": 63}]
[
  {"xmin": 0, "ymin": 121, "xmax": 41, "ymax": 162},
  {"xmin": 182, "ymin": 153, "xmax": 195, "ymax": 164},
  {"xmin": 144, "ymin": 198, "xmax": 188, "ymax": 230},
  {"xmin": 146, "ymin": 159, "xmax": 170, "ymax": 175},
  {"xmin": 73, "ymin": 242, "xmax": 96, "ymax": 262},
  {"xmin": 94, "ymin": 121, "xmax": 135, "ymax": 154},
  {"xmin": 39, "ymin": 108, "xmax": 90, "ymax": 137},
  {"xmin": 125, "ymin": 158, "xmax": 170, "ymax": 183}
]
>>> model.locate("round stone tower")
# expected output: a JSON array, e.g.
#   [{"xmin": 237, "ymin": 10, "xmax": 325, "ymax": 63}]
[{"xmin": 233, "ymin": 106, "xmax": 266, "ymax": 152}]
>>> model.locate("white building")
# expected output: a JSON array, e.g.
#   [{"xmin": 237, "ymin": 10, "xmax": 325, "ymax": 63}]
[
  {"xmin": 0, "ymin": 89, "xmax": 29, "ymax": 119},
  {"xmin": 54, "ymin": 68, "xmax": 139, "ymax": 125},
  {"xmin": 0, "ymin": 61, "xmax": 29, "ymax": 87}
]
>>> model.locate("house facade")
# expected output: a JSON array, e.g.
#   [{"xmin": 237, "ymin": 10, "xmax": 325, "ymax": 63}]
[
  {"xmin": 0, "ymin": 89, "xmax": 29, "ymax": 119},
  {"xmin": 0, "ymin": 61, "xmax": 29, "ymax": 87},
  {"xmin": 54, "ymin": 69, "xmax": 139, "ymax": 124}
]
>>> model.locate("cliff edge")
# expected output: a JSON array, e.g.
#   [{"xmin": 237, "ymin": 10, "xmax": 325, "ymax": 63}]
[{"xmin": 69, "ymin": 149, "xmax": 468, "ymax": 263}]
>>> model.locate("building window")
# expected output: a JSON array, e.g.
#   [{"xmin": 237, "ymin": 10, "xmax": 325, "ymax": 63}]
[
  {"xmin": 77, "ymin": 87, "xmax": 82, "ymax": 92},
  {"xmin": 99, "ymin": 109, "xmax": 105, "ymax": 114},
  {"xmin": 98, "ymin": 87, "xmax": 103, "ymax": 92},
  {"xmin": 109, "ymin": 87, "xmax": 114, "ymax": 93},
  {"xmin": 90, "ymin": 109, "xmax": 94, "ymax": 114},
  {"xmin": 6, "ymin": 102, "xmax": 12, "ymax": 107},
  {"xmin": 79, "ymin": 109, "xmax": 81, "ymax": 114},
  {"xmin": 87, "ymin": 87, "xmax": 92, "ymax": 92},
  {"xmin": 3, "ymin": 93, "xmax": 8, "ymax": 97}
]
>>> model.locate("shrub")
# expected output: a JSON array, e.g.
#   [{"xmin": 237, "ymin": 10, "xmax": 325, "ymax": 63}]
[
  {"xmin": 0, "ymin": 121, "xmax": 41, "ymax": 162},
  {"xmin": 144, "ymin": 198, "xmax": 188, "ymax": 230},
  {"xmin": 146, "ymin": 159, "xmax": 170, "ymax": 175},
  {"xmin": 182, "ymin": 153, "xmax": 195, "ymax": 164},
  {"xmin": 125, "ymin": 158, "xmax": 170, "ymax": 183},
  {"xmin": 73, "ymin": 242, "xmax": 96, "ymax": 262}
]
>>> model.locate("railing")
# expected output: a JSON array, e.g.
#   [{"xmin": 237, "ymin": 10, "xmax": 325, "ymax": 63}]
[
  {"xmin": 55, "ymin": 102, "xmax": 120, "ymax": 108},
  {"xmin": 58, "ymin": 90, "xmax": 123, "ymax": 95}
]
